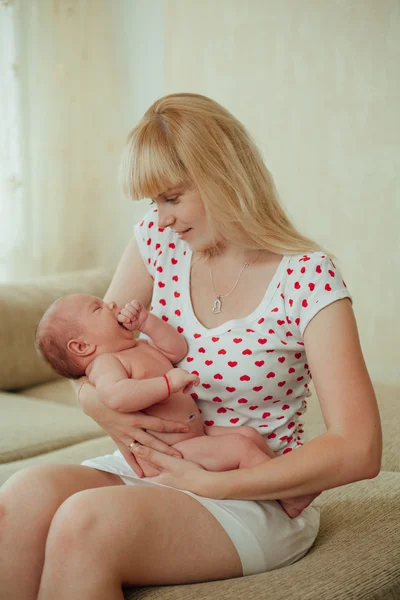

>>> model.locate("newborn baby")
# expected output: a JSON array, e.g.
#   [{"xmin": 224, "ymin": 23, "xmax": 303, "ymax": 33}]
[{"xmin": 35, "ymin": 293, "xmax": 316, "ymax": 518}]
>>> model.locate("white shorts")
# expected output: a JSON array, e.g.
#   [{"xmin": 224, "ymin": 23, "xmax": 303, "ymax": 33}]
[{"xmin": 82, "ymin": 450, "xmax": 320, "ymax": 577}]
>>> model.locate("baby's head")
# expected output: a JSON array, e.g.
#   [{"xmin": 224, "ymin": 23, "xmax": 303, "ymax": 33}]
[{"xmin": 35, "ymin": 293, "xmax": 134, "ymax": 379}]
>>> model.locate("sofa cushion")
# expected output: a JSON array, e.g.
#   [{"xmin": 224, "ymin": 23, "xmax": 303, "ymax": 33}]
[
  {"xmin": 0, "ymin": 436, "xmax": 117, "ymax": 486},
  {"xmin": 17, "ymin": 378, "xmax": 79, "ymax": 407},
  {"xmin": 122, "ymin": 471, "xmax": 400, "ymax": 600},
  {"xmin": 0, "ymin": 268, "xmax": 112, "ymax": 391},
  {"xmin": 0, "ymin": 392, "xmax": 105, "ymax": 463}
]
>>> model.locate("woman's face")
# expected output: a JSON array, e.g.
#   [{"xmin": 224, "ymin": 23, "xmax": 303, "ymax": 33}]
[{"xmin": 151, "ymin": 186, "xmax": 217, "ymax": 252}]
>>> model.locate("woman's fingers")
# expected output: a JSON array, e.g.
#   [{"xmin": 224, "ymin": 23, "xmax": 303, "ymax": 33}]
[
  {"xmin": 132, "ymin": 412, "xmax": 189, "ymax": 434},
  {"xmin": 130, "ymin": 430, "xmax": 183, "ymax": 458},
  {"xmin": 113, "ymin": 438, "xmax": 144, "ymax": 478}
]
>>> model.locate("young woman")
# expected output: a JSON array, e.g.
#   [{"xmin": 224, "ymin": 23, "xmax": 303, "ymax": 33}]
[{"xmin": 0, "ymin": 93, "xmax": 381, "ymax": 599}]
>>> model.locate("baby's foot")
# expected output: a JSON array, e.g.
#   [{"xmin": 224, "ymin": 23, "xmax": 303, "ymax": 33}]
[{"xmin": 278, "ymin": 493, "xmax": 319, "ymax": 518}]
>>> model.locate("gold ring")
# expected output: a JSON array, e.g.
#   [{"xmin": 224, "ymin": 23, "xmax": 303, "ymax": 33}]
[{"xmin": 129, "ymin": 441, "xmax": 137, "ymax": 450}]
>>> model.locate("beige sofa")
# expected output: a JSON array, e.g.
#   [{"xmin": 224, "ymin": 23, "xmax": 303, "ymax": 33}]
[{"xmin": 0, "ymin": 269, "xmax": 399, "ymax": 600}]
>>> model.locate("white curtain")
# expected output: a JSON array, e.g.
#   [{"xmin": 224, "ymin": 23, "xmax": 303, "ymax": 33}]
[{"xmin": 0, "ymin": 0, "xmax": 161, "ymax": 283}]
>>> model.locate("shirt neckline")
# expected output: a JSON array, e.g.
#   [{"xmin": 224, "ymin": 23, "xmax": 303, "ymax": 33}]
[{"xmin": 181, "ymin": 248, "xmax": 289, "ymax": 337}]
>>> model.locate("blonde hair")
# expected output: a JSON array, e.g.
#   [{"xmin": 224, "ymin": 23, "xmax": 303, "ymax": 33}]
[{"xmin": 120, "ymin": 92, "xmax": 336, "ymax": 260}]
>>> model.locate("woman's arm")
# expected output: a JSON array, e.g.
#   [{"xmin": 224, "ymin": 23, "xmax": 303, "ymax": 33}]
[
  {"xmin": 133, "ymin": 299, "xmax": 382, "ymax": 498},
  {"xmin": 70, "ymin": 235, "xmax": 190, "ymax": 475},
  {"xmin": 204, "ymin": 298, "xmax": 382, "ymax": 500}
]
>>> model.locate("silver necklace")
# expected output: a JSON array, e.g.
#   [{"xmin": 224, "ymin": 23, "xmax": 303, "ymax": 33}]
[{"xmin": 208, "ymin": 250, "xmax": 262, "ymax": 314}]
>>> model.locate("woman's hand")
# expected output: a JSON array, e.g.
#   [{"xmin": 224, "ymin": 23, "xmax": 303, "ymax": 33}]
[
  {"xmin": 78, "ymin": 381, "xmax": 190, "ymax": 478},
  {"xmin": 130, "ymin": 444, "xmax": 216, "ymax": 497}
]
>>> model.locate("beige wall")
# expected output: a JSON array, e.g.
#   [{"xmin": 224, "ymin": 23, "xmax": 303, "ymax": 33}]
[{"xmin": 162, "ymin": 0, "xmax": 400, "ymax": 385}]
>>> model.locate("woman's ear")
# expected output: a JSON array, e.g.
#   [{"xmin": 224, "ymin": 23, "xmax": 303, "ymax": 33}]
[{"xmin": 67, "ymin": 338, "xmax": 97, "ymax": 357}]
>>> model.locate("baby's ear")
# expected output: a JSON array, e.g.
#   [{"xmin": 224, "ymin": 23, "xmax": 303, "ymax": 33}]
[{"xmin": 67, "ymin": 339, "xmax": 96, "ymax": 357}]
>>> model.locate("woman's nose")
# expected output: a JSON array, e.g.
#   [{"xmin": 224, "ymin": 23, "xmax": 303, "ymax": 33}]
[{"xmin": 157, "ymin": 209, "xmax": 175, "ymax": 229}]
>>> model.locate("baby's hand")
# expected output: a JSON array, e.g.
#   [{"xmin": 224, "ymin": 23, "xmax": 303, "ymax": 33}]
[
  {"xmin": 117, "ymin": 299, "xmax": 148, "ymax": 331},
  {"xmin": 166, "ymin": 368, "xmax": 200, "ymax": 395}
]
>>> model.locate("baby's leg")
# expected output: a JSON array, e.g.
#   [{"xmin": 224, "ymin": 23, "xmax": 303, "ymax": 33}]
[{"xmin": 177, "ymin": 429, "xmax": 319, "ymax": 518}]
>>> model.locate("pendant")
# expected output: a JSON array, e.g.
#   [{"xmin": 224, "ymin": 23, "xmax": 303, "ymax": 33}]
[{"xmin": 212, "ymin": 296, "xmax": 222, "ymax": 314}]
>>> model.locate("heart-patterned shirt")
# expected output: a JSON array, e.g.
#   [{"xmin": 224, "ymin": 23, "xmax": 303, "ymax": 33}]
[{"xmin": 135, "ymin": 208, "xmax": 353, "ymax": 455}]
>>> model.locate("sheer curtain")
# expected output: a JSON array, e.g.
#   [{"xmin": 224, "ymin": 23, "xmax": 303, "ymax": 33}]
[{"xmin": 0, "ymin": 0, "xmax": 162, "ymax": 283}]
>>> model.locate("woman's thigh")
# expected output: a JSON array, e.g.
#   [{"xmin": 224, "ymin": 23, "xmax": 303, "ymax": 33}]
[{"xmin": 47, "ymin": 484, "xmax": 243, "ymax": 586}]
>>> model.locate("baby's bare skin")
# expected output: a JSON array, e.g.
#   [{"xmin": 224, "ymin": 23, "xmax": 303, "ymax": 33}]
[{"xmin": 112, "ymin": 340, "xmax": 315, "ymax": 518}]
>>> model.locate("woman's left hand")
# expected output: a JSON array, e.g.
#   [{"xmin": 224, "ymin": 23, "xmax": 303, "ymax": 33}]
[{"xmin": 130, "ymin": 444, "xmax": 214, "ymax": 497}]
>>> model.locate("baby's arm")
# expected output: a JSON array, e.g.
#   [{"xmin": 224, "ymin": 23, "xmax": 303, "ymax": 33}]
[
  {"xmin": 88, "ymin": 355, "xmax": 200, "ymax": 413},
  {"xmin": 118, "ymin": 299, "xmax": 187, "ymax": 364}
]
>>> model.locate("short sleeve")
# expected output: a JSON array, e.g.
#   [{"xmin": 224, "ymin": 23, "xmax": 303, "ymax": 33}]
[
  {"xmin": 285, "ymin": 252, "xmax": 353, "ymax": 338},
  {"xmin": 133, "ymin": 207, "xmax": 170, "ymax": 279}
]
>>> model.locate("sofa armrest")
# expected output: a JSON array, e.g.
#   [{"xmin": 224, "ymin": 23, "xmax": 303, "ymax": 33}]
[{"xmin": 0, "ymin": 268, "xmax": 113, "ymax": 391}]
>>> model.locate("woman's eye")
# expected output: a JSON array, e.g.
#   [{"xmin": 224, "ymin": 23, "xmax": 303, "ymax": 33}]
[{"xmin": 166, "ymin": 197, "xmax": 179, "ymax": 203}]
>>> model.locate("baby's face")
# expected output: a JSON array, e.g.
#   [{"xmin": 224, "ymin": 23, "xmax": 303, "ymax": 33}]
[{"xmin": 66, "ymin": 294, "xmax": 134, "ymax": 351}]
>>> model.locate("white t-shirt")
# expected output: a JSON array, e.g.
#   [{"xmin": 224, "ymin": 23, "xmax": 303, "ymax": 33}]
[{"xmin": 134, "ymin": 208, "xmax": 352, "ymax": 455}]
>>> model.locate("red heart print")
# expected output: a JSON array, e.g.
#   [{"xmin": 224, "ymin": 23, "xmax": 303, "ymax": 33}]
[
  {"xmin": 267, "ymin": 433, "xmax": 276, "ymax": 439},
  {"xmin": 258, "ymin": 317, "xmax": 265, "ymax": 324},
  {"xmin": 174, "ymin": 291, "xmax": 180, "ymax": 298},
  {"xmin": 228, "ymin": 361, "xmax": 238, "ymax": 367},
  {"xmin": 287, "ymin": 268, "xmax": 293, "ymax": 275},
  {"xmin": 155, "ymin": 243, "xmax": 161, "ymax": 250},
  {"xmin": 190, "ymin": 392, "xmax": 198, "ymax": 400},
  {"xmin": 249, "ymin": 406, "xmax": 258, "ymax": 411},
  {"xmin": 263, "ymin": 395, "xmax": 273, "ymax": 401},
  {"xmin": 289, "ymin": 298, "xmax": 293, "ymax": 307},
  {"xmin": 286, "ymin": 331, "xmax": 293, "ymax": 337},
  {"xmin": 226, "ymin": 386, "xmax": 236, "ymax": 392},
  {"xmin": 157, "ymin": 266, "xmax": 163, "ymax": 273},
  {"xmin": 177, "ymin": 326, "xmax": 184, "ymax": 333},
  {"xmin": 266, "ymin": 372, "xmax": 276, "ymax": 378},
  {"xmin": 295, "ymin": 353, "xmax": 302, "ymax": 359},
  {"xmin": 283, "ymin": 447, "xmax": 293, "ymax": 454},
  {"xmin": 316, "ymin": 265, "xmax": 322, "ymax": 274},
  {"xmin": 186, "ymin": 357, "xmax": 194, "ymax": 362},
  {"xmin": 218, "ymin": 349, "xmax": 227, "ymax": 355},
  {"xmin": 253, "ymin": 386, "xmax": 263, "ymax": 391},
  {"xmin": 214, "ymin": 373, "xmax": 223, "ymax": 380},
  {"xmin": 198, "ymin": 347, "xmax": 205, "ymax": 353},
  {"xmin": 246, "ymin": 328, "xmax": 255, "ymax": 332},
  {"xmin": 301, "ymin": 267, "xmax": 306, "ymax": 274},
  {"xmin": 259, "ymin": 424, "xmax": 268, "ymax": 428},
  {"xmin": 255, "ymin": 360, "xmax": 264, "ymax": 367},
  {"xmin": 159, "ymin": 299, "xmax": 166, "ymax": 306},
  {"xmin": 230, "ymin": 418, "xmax": 239, "ymax": 424},
  {"xmin": 277, "ymin": 319, "xmax": 285, "ymax": 325},
  {"xmin": 212, "ymin": 396, "xmax": 222, "ymax": 402},
  {"xmin": 158, "ymin": 281, "xmax": 165, "ymax": 288},
  {"xmin": 162, "ymin": 316, "xmax": 168, "ymax": 322},
  {"xmin": 169, "ymin": 242, "xmax": 175, "ymax": 249},
  {"xmin": 233, "ymin": 338, "xmax": 242, "ymax": 344},
  {"xmin": 194, "ymin": 333, "xmax": 201, "ymax": 339},
  {"xmin": 286, "ymin": 389, "xmax": 293, "ymax": 395},
  {"xmin": 302, "ymin": 299, "xmax": 308, "ymax": 308},
  {"xmin": 212, "ymin": 337, "xmax": 219, "ymax": 342},
  {"xmin": 277, "ymin": 416, "xmax": 284, "ymax": 420},
  {"xmin": 202, "ymin": 383, "xmax": 211, "ymax": 389},
  {"xmin": 286, "ymin": 316, "xmax": 292, "ymax": 324},
  {"xmin": 238, "ymin": 398, "xmax": 248, "ymax": 404},
  {"xmin": 268, "ymin": 329, "xmax": 275, "ymax": 334},
  {"xmin": 288, "ymin": 421, "xmax": 295, "ymax": 429},
  {"xmin": 294, "ymin": 282, "xmax": 301, "ymax": 289},
  {"xmin": 175, "ymin": 309, "xmax": 181, "ymax": 316},
  {"xmin": 149, "ymin": 221, "xmax": 154, "ymax": 228},
  {"xmin": 297, "ymin": 376, "xmax": 304, "ymax": 381},
  {"xmin": 172, "ymin": 275, "xmax": 179, "ymax": 282},
  {"xmin": 309, "ymin": 282, "xmax": 315, "ymax": 291},
  {"xmin": 325, "ymin": 283, "xmax": 332, "ymax": 291},
  {"xmin": 242, "ymin": 349, "xmax": 252, "ymax": 355},
  {"xmin": 271, "ymin": 307, "xmax": 278, "ymax": 313},
  {"xmin": 282, "ymin": 404, "xmax": 290, "ymax": 410},
  {"xmin": 280, "ymin": 435, "xmax": 287, "ymax": 441},
  {"xmin": 278, "ymin": 357, "xmax": 285, "ymax": 363},
  {"xmin": 147, "ymin": 238, "xmax": 152, "ymax": 246},
  {"xmin": 288, "ymin": 367, "xmax": 295, "ymax": 373},
  {"xmin": 171, "ymin": 258, "xmax": 178, "ymax": 265},
  {"xmin": 240, "ymin": 375, "xmax": 250, "ymax": 381},
  {"xmin": 205, "ymin": 420, "xmax": 214, "ymax": 426},
  {"xmin": 258, "ymin": 338, "xmax": 267, "ymax": 345},
  {"xmin": 262, "ymin": 412, "xmax": 271, "ymax": 419},
  {"xmin": 328, "ymin": 269, "xmax": 335, "ymax": 278},
  {"xmin": 278, "ymin": 381, "xmax": 286, "ymax": 387},
  {"xmin": 191, "ymin": 370, "xmax": 199, "ymax": 375},
  {"xmin": 205, "ymin": 360, "xmax": 213, "ymax": 366},
  {"xmin": 217, "ymin": 407, "xmax": 227, "ymax": 413}
]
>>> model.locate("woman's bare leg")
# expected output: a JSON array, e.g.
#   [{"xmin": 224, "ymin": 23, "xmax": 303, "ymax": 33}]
[
  {"xmin": 0, "ymin": 464, "xmax": 123, "ymax": 600},
  {"xmin": 37, "ymin": 485, "xmax": 242, "ymax": 600}
]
